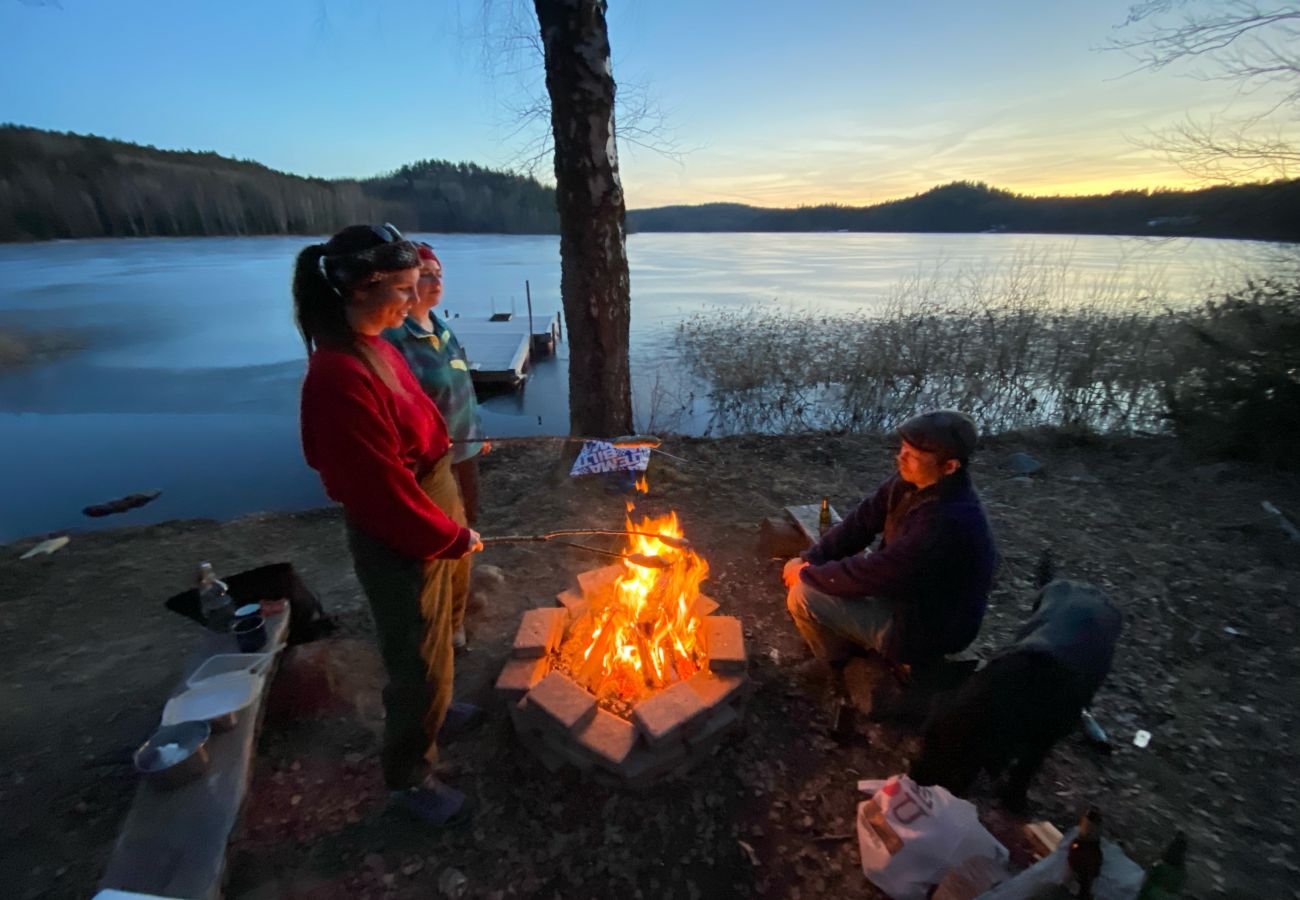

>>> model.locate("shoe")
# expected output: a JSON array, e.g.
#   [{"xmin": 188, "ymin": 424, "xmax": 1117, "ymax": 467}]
[
  {"xmin": 452, "ymin": 627, "xmax": 468, "ymax": 651},
  {"xmin": 392, "ymin": 776, "xmax": 471, "ymax": 828},
  {"xmin": 438, "ymin": 700, "xmax": 485, "ymax": 742}
]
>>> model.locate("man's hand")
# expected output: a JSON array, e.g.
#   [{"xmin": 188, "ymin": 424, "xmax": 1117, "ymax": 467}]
[
  {"xmin": 782, "ymin": 557, "xmax": 809, "ymax": 588},
  {"xmin": 468, "ymin": 529, "xmax": 484, "ymax": 553}
]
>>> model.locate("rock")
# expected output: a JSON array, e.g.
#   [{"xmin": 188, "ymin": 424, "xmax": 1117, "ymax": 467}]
[
  {"xmin": 438, "ymin": 867, "xmax": 468, "ymax": 898},
  {"xmin": 1005, "ymin": 452, "xmax": 1044, "ymax": 476},
  {"xmin": 472, "ymin": 564, "xmax": 506, "ymax": 590}
]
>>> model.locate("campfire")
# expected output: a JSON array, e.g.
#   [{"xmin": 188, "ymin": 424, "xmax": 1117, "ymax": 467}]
[
  {"xmin": 556, "ymin": 510, "xmax": 709, "ymax": 710},
  {"xmin": 496, "ymin": 502, "xmax": 749, "ymax": 787}
]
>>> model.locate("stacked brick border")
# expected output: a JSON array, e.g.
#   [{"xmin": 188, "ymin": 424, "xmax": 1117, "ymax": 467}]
[{"xmin": 495, "ymin": 577, "xmax": 749, "ymax": 788}]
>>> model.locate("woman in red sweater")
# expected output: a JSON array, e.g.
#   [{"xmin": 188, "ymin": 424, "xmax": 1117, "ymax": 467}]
[{"xmin": 294, "ymin": 224, "xmax": 483, "ymax": 827}]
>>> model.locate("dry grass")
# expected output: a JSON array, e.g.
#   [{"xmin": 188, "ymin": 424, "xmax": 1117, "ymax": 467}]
[{"xmin": 669, "ymin": 258, "xmax": 1231, "ymax": 436}]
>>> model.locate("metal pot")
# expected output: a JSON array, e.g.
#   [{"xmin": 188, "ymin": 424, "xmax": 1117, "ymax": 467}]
[{"xmin": 133, "ymin": 720, "xmax": 211, "ymax": 790}]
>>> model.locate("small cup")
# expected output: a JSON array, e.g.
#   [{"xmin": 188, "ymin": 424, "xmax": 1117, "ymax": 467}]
[{"xmin": 230, "ymin": 614, "xmax": 267, "ymax": 652}]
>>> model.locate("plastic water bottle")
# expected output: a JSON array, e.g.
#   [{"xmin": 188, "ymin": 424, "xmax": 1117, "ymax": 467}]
[{"xmin": 198, "ymin": 562, "xmax": 233, "ymax": 631}]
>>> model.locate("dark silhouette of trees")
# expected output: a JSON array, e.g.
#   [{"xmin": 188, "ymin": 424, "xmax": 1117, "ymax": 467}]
[
  {"xmin": 627, "ymin": 179, "xmax": 1300, "ymax": 241},
  {"xmin": 0, "ymin": 125, "xmax": 557, "ymax": 241}
]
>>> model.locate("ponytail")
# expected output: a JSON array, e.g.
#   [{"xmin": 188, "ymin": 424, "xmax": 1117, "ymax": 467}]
[{"xmin": 292, "ymin": 243, "xmax": 352, "ymax": 355}]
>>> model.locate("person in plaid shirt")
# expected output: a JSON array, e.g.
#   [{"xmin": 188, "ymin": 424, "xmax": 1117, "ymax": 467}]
[{"xmin": 384, "ymin": 242, "xmax": 489, "ymax": 650}]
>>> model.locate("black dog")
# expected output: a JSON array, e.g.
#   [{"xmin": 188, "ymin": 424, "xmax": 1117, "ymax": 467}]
[{"xmin": 909, "ymin": 578, "xmax": 1122, "ymax": 810}]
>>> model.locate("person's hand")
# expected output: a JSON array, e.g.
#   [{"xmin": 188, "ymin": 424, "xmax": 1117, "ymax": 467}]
[
  {"xmin": 468, "ymin": 529, "xmax": 484, "ymax": 553},
  {"xmin": 481, "ymin": 439, "xmax": 492, "ymax": 455},
  {"xmin": 782, "ymin": 557, "xmax": 809, "ymax": 588}
]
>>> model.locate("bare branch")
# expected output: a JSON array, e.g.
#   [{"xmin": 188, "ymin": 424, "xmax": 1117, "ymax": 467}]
[{"xmin": 1106, "ymin": 1, "xmax": 1300, "ymax": 182}]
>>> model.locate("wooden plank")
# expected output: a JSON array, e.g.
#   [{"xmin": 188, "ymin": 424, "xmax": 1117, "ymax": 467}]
[
  {"xmin": 99, "ymin": 612, "xmax": 289, "ymax": 900},
  {"xmin": 784, "ymin": 503, "xmax": 843, "ymax": 546},
  {"xmin": 455, "ymin": 329, "xmax": 529, "ymax": 385}
]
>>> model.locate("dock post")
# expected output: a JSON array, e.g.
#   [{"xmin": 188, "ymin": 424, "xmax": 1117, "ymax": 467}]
[{"xmin": 526, "ymin": 279, "xmax": 535, "ymax": 351}]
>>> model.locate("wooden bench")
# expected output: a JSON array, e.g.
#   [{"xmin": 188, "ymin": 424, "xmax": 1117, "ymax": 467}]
[
  {"xmin": 98, "ymin": 611, "xmax": 288, "ymax": 900},
  {"xmin": 784, "ymin": 502, "xmax": 843, "ymax": 546}
]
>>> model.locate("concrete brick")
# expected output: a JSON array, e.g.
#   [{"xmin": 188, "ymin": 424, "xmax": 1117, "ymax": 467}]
[
  {"xmin": 703, "ymin": 616, "xmax": 747, "ymax": 674},
  {"xmin": 515, "ymin": 719, "xmax": 567, "ymax": 773},
  {"xmin": 574, "ymin": 707, "xmax": 638, "ymax": 768},
  {"xmin": 618, "ymin": 737, "xmax": 687, "ymax": 788},
  {"xmin": 555, "ymin": 588, "xmax": 590, "ymax": 624},
  {"xmin": 542, "ymin": 731, "xmax": 595, "ymax": 773},
  {"xmin": 576, "ymin": 563, "xmax": 624, "ymax": 599},
  {"xmin": 685, "ymin": 670, "xmax": 748, "ymax": 711},
  {"xmin": 526, "ymin": 672, "xmax": 597, "ymax": 733},
  {"xmin": 509, "ymin": 697, "xmax": 540, "ymax": 734},
  {"xmin": 495, "ymin": 655, "xmax": 550, "ymax": 702},
  {"xmin": 685, "ymin": 703, "xmax": 740, "ymax": 750},
  {"xmin": 631, "ymin": 680, "xmax": 709, "ymax": 746},
  {"xmin": 512, "ymin": 607, "xmax": 567, "ymax": 659},
  {"xmin": 691, "ymin": 593, "xmax": 720, "ymax": 619}
]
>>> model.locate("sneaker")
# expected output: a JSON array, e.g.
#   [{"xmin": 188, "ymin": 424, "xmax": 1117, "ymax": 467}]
[
  {"xmin": 452, "ymin": 627, "xmax": 468, "ymax": 651},
  {"xmin": 438, "ymin": 700, "xmax": 485, "ymax": 742},
  {"xmin": 391, "ymin": 776, "xmax": 470, "ymax": 828}
]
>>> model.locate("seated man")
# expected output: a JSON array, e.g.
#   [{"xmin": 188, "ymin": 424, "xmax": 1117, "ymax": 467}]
[{"xmin": 784, "ymin": 410, "xmax": 997, "ymax": 675}]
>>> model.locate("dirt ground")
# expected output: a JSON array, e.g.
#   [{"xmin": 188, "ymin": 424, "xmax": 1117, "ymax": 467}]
[{"xmin": 3, "ymin": 432, "xmax": 1299, "ymax": 900}]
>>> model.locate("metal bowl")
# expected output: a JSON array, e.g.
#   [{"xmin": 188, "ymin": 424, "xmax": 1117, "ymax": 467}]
[{"xmin": 133, "ymin": 720, "xmax": 211, "ymax": 790}]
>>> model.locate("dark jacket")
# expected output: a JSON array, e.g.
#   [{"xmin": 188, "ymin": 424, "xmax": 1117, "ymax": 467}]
[
  {"xmin": 1003, "ymin": 579, "xmax": 1122, "ymax": 703},
  {"xmin": 800, "ymin": 469, "xmax": 997, "ymax": 663}
]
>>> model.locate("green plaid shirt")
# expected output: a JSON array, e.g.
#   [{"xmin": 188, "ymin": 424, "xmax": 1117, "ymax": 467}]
[{"xmin": 383, "ymin": 316, "xmax": 485, "ymax": 463}]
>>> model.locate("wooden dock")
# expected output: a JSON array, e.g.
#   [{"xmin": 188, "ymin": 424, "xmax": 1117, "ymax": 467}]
[{"xmin": 450, "ymin": 310, "xmax": 562, "ymax": 388}]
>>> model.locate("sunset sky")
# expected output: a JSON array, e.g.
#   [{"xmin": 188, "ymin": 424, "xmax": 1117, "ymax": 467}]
[{"xmin": 1, "ymin": 0, "xmax": 1290, "ymax": 209}]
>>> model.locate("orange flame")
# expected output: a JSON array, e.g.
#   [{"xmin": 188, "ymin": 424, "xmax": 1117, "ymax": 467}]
[
  {"xmin": 634, "ymin": 474, "xmax": 649, "ymax": 494},
  {"xmin": 564, "ymin": 510, "xmax": 708, "ymax": 703}
]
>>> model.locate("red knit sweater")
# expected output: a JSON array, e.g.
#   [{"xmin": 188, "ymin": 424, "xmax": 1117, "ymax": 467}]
[{"xmin": 300, "ymin": 335, "xmax": 471, "ymax": 560}]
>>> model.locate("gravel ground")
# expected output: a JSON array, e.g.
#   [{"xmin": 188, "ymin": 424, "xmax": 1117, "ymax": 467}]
[{"xmin": 3, "ymin": 432, "xmax": 1297, "ymax": 899}]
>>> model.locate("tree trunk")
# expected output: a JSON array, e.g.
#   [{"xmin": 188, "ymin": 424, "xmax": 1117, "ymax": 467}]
[{"xmin": 534, "ymin": 0, "xmax": 633, "ymax": 437}]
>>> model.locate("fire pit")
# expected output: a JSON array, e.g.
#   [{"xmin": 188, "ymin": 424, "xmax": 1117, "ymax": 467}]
[{"xmin": 495, "ymin": 510, "xmax": 749, "ymax": 787}]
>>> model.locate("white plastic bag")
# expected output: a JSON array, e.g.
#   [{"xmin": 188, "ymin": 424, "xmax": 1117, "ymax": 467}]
[{"xmin": 855, "ymin": 775, "xmax": 1009, "ymax": 900}]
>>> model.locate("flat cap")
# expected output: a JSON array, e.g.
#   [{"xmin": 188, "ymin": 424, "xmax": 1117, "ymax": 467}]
[{"xmin": 896, "ymin": 410, "xmax": 979, "ymax": 461}]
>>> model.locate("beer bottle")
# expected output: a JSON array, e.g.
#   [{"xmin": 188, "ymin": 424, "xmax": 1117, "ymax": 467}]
[
  {"xmin": 1067, "ymin": 807, "xmax": 1103, "ymax": 899},
  {"xmin": 818, "ymin": 497, "xmax": 831, "ymax": 535},
  {"xmin": 1136, "ymin": 831, "xmax": 1187, "ymax": 898}
]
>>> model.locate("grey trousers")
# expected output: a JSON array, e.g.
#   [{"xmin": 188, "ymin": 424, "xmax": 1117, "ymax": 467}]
[{"xmin": 786, "ymin": 576, "xmax": 894, "ymax": 664}]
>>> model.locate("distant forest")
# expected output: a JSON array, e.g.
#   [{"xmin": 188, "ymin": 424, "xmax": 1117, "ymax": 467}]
[
  {"xmin": 3, "ymin": 125, "xmax": 1299, "ymax": 243},
  {"xmin": 628, "ymin": 180, "xmax": 1300, "ymax": 242},
  {"xmin": 0, "ymin": 125, "xmax": 559, "ymax": 241}
]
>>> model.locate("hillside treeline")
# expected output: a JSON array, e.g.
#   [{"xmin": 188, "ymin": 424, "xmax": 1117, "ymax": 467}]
[
  {"xmin": 629, "ymin": 180, "xmax": 1300, "ymax": 242},
  {"xmin": 0, "ymin": 125, "xmax": 558, "ymax": 241}
]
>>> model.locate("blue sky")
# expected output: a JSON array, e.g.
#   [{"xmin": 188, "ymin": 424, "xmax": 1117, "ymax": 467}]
[{"xmin": 1, "ymin": 0, "xmax": 1288, "ymax": 207}]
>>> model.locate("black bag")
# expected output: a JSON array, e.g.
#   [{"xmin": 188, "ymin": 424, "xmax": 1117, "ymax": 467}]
[{"xmin": 164, "ymin": 562, "xmax": 336, "ymax": 645}]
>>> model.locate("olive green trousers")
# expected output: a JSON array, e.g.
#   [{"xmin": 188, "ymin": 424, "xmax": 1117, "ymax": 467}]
[{"xmin": 346, "ymin": 453, "xmax": 468, "ymax": 790}]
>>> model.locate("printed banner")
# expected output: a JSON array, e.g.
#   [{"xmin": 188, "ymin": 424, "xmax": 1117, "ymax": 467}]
[{"xmin": 569, "ymin": 440, "xmax": 651, "ymax": 477}]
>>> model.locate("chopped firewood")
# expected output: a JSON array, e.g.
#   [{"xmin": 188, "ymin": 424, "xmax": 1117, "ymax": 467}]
[{"xmin": 1024, "ymin": 820, "xmax": 1063, "ymax": 858}]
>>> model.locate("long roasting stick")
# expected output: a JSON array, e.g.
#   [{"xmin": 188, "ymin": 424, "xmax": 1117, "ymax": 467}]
[
  {"xmin": 479, "ymin": 535, "xmax": 671, "ymax": 569},
  {"xmin": 452, "ymin": 434, "xmax": 662, "ymax": 449}
]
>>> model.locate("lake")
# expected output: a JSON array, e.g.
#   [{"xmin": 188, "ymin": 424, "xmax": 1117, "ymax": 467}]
[{"xmin": 1, "ymin": 231, "xmax": 1294, "ymax": 541}]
